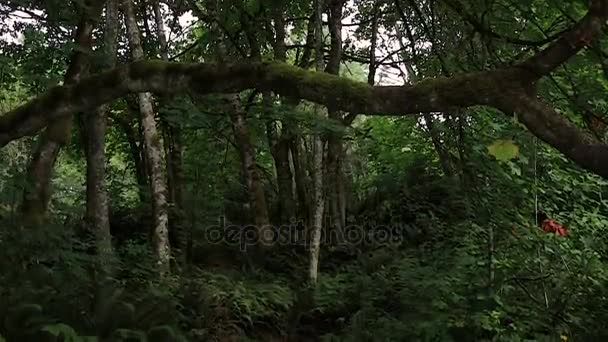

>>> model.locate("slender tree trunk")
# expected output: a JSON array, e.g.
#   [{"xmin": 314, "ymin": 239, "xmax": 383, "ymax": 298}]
[
  {"xmin": 422, "ymin": 112, "xmax": 454, "ymax": 176},
  {"xmin": 153, "ymin": 0, "xmax": 186, "ymax": 260},
  {"xmin": 267, "ymin": 120, "xmax": 296, "ymax": 223},
  {"xmin": 152, "ymin": 0, "xmax": 168, "ymax": 60},
  {"xmin": 324, "ymin": 0, "xmax": 347, "ymax": 232},
  {"xmin": 229, "ymin": 100, "xmax": 272, "ymax": 246},
  {"xmin": 309, "ymin": 0, "xmax": 326, "ymax": 285},
  {"xmin": 297, "ymin": 11, "xmax": 316, "ymax": 69},
  {"xmin": 267, "ymin": 7, "xmax": 296, "ymax": 224},
  {"xmin": 367, "ymin": 2, "xmax": 380, "ymax": 85},
  {"xmin": 202, "ymin": 0, "xmax": 272, "ymax": 247},
  {"xmin": 124, "ymin": 0, "xmax": 171, "ymax": 274},
  {"xmin": 338, "ymin": 154, "xmax": 348, "ymax": 226},
  {"xmin": 455, "ymin": 111, "xmax": 472, "ymax": 184},
  {"xmin": 134, "ymin": 103, "xmax": 151, "ymax": 191},
  {"xmin": 84, "ymin": 0, "xmax": 119, "ymax": 274},
  {"xmin": 309, "ymin": 135, "xmax": 325, "ymax": 284},
  {"xmin": 20, "ymin": 1, "xmax": 104, "ymax": 226},
  {"xmin": 353, "ymin": 0, "xmax": 378, "ymax": 155},
  {"xmin": 398, "ymin": 24, "xmax": 455, "ymax": 177},
  {"xmin": 22, "ymin": 139, "xmax": 61, "ymax": 226},
  {"xmin": 325, "ymin": 135, "xmax": 343, "ymax": 231},
  {"xmin": 275, "ymin": 138, "xmax": 296, "ymax": 223},
  {"xmin": 292, "ymin": 137, "xmax": 310, "ymax": 224},
  {"xmin": 110, "ymin": 111, "xmax": 149, "ymax": 202}
]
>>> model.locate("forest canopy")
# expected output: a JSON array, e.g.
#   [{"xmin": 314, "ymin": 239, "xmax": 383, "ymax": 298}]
[{"xmin": 1, "ymin": 0, "xmax": 608, "ymax": 341}]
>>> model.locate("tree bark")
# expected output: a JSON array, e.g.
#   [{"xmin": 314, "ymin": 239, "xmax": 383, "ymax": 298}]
[
  {"xmin": 229, "ymin": 99, "xmax": 273, "ymax": 246},
  {"xmin": 267, "ymin": 119, "xmax": 296, "ymax": 224},
  {"xmin": 325, "ymin": 0, "xmax": 347, "ymax": 232},
  {"xmin": 309, "ymin": 133, "xmax": 325, "ymax": 284},
  {"xmin": 20, "ymin": 0, "xmax": 104, "ymax": 226},
  {"xmin": 124, "ymin": 0, "xmax": 171, "ymax": 274},
  {"xmin": 267, "ymin": 8, "xmax": 296, "ymax": 224},
  {"xmin": 84, "ymin": 0, "xmax": 119, "ymax": 274},
  {"xmin": 291, "ymin": 137, "xmax": 311, "ymax": 225},
  {"xmin": 309, "ymin": 0, "xmax": 326, "ymax": 285},
  {"xmin": 153, "ymin": 0, "xmax": 186, "ymax": 260},
  {"xmin": 202, "ymin": 0, "xmax": 272, "ymax": 248},
  {"xmin": 367, "ymin": 1, "xmax": 380, "ymax": 86}
]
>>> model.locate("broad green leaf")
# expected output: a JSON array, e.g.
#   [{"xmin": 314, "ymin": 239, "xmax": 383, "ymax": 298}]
[{"xmin": 487, "ymin": 139, "xmax": 520, "ymax": 162}]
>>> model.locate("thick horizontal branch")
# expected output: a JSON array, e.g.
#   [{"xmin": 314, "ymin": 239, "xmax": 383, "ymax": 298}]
[
  {"xmin": 0, "ymin": 60, "xmax": 523, "ymax": 146},
  {"xmin": 498, "ymin": 94, "xmax": 608, "ymax": 179},
  {"xmin": 1, "ymin": 59, "xmax": 608, "ymax": 179},
  {"xmin": 2, "ymin": 1, "xmax": 608, "ymax": 180}
]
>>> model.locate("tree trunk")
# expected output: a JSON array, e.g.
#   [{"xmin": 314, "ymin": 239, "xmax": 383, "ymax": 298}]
[
  {"xmin": 124, "ymin": 0, "xmax": 171, "ymax": 274},
  {"xmin": 400, "ymin": 39, "xmax": 455, "ymax": 177},
  {"xmin": 21, "ymin": 139, "xmax": 61, "ymax": 226},
  {"xmin": 324, "ymin": 0, "xmax": 347, "ymax": 232},
  {"xmin": 291, "ymin": 137, "xmax": 310, "ymax": 225},
  {"xmin": 20, "ymin": 1, "xmax": 103, "ymax": 226},
  {"xmin": 84, "ymin": 0, "xmax": 119, "ymax": 274},
  {"xmin": 110, "ymin": 111, "xmax": 149, "ymax": 202},
  {"xmin": 309, "ymin": 0, "xmax": 326, "ymax": 285},
  {"xmin": 153, "ymin": 0, "xmax": 186, "ymax": 260},
  {"xmin": 165, "ymin": 126, "xmax": 185, "ymax": 245},
  {"xmin": 268, "ymin": 123, "xmax": 296, "ymax": 224},
  {"xmin": 201, "ymin": 0, "xmax": 272, "ymax": 248},
  {"xmin": 325, "ymin": 134, "xmax": 343, "ymax": 230},
  {"xmin": 367, "ymin": 1, "xmax": 380, "ymax": 85},
  {"xmin": 229, "ymin": 98, "xmax": 272, "ymax": 246},
  {"xmin": 309, "ymin": 134, "xmax": 325, "ymax": 284},
  {"xmin": 422, "ymin": 112, "xmax": 454, "ymax": 177},
  {"xmin": 275, "ymin": 138, "xmax": 296, "ymax": 223},
  {"xmin": 398, "ymin": 24, "xmax": 455, "ymax": 177},
  {"xmin": 267, "ymin": 6, "xmax": 296, "ymax": 224}
]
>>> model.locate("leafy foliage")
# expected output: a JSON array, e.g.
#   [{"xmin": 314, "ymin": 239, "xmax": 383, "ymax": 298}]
[{"xmin": 2, "ymin": 0, "xmax": 608, "ymax": 341}]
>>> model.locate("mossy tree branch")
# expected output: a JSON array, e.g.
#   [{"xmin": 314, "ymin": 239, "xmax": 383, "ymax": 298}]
[
  {"xmin": 0, "ymin": 61, "xmax": 526, "ymax": 145},
  {"xmin": 0, "ymin": 59, "xmax": 605, "ymax": 176},
  {"xmin": 1, "ymin": 1, "xmax": 608, "ymax": 179}
]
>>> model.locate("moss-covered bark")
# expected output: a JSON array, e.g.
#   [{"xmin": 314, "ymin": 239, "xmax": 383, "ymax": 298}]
[{"xmin": 0, "ymin": 62, "xmax": 509, "ymax": 146}]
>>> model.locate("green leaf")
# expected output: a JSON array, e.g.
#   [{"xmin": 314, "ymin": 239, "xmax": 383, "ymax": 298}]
[
  {"xmin": 42, "ymin": 323, "xmax": 79, "ymax": 342},
  {"xmin": 487, "ymin": 139, "xmax": 520, "ymax": 162}
]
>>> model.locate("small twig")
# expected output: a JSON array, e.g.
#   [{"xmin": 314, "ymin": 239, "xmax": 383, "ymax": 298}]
[{"xmin": 513, "ymin": 278, "xmax": 543, "ymax": 306}]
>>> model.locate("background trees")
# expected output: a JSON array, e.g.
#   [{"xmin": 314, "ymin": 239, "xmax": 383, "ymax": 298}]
[{"xmin": 1, "ymin": 0, "xmax": 608, "ymax": 340}]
